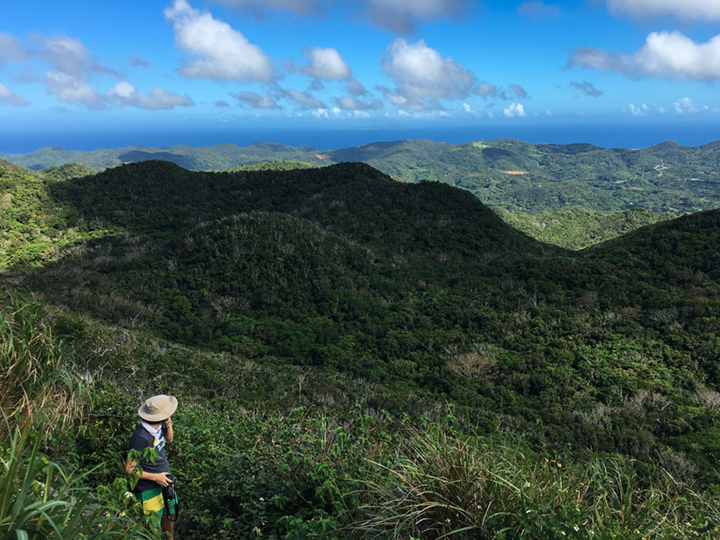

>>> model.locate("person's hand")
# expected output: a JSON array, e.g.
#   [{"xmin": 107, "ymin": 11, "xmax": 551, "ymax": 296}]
[
  {"xmin": 154, "ymin": 472, "xmax": 172, "ymax": 487},
  {"xmin": 164, "ymin": 417, "xmax": 173, "ymax": 428}
]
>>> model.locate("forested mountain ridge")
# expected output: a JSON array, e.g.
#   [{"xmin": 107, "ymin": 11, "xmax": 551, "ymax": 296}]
[{"xmin": 3, "ymin": 138, "xmax": 720, "ymax": 217}]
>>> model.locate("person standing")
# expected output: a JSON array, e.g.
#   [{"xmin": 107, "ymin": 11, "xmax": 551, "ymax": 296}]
[{"xmin": 124, "ymin": 394, "xmax": 178, "ymax": 539}]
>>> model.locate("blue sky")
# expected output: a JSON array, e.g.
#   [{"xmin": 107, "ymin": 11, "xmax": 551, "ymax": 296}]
[{"xmin": 1, "ymin": 0, "xmax": 720, "ymax": 151}]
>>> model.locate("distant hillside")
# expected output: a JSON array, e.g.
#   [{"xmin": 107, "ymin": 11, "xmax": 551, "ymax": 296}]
[
  {"xmin": 0, "ymin": 157, "xmax": 44, "ymax": 178},
  {"xmin": 494, "ymin": 207, "xmax": 677, "ymax": 250},
  {"xmin": 41, "ymin": 163, "xmax": 97, "ymax": 181},
  {"xmin": 332, "ymin": 138, "xmax": 720, "ymax": 214},
  {"xmin": 226, "ymin": 160, "xmax": 317, "ymax": 172},
  {"xmin": 4, "ymin": 137, "xmax": 720, "ymax": 215},
  {"xmin": 0, "ymin": 141, "xmax": 324, "ymax": 171}
]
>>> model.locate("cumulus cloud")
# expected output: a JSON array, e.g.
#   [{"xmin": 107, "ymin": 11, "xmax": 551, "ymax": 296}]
[
  {"xmin": 673, "ymin": 97, "xmax": 698, "ymax": 113},
  {"xmin": 629, "ymin": 103, "xmax": 649, "ymax": 116},
  {"xmin": 312, "ymin": 108, "xmax": 330, "ymax": 118},
  {"xmin": 381, "ymin": 38, "xmax": 475, "ymax": 110},
  {"xmin": 43, "ymin": 37, "xmax": 121, "ymax": 79},
  {"xmin": 39, "ymin": 36, "xmax": 122, "ymax": 108},
  {"xmin": 298, "ymin": 47, "xmax": 369, "ymax": 98},
  {"xmin": 570, "ymin": 81, "xmax": 603, "ymax": 96},
  {"xmin": 44, "ymin": 71, "xmax": 103, "ymax": 107},
  {"xmin": 606, "ymin": 0, "xmax": 720, "ymax": 21},
  {"xmin": 569, "ymin": 31, "xmax": 720, "ymax": 82},
  {"xmin": 462, "ymin": 102, "xmax": 484, "ymax": 116},
  {"xmin": 517, "ymin": 2, "xmax": 561, "ymax": 19},
  {"xmin": 0, "ymin": 33, "xmax": 27, "ymax": 64},
  {"xmin": 504, "ymin": 103, "xmax": 526, "ymax": 117},
  {"xmin": 509, "ymin": 84, "xmax": 529, "ymax": 99},
  {"xmin": 164, "ymin": 0, "xmax": 274, "ymax": 82},
  {"xmin": 283, "ymin": 88, "xmax": 326, "ymax": 108},
  {"xmin": 346, "ymin": 78, "xmax": 368, "ymax": 96},
  {"xmin": 474, "ymin": 82, "xmax": 497, "ymax": 99},
  {"xmin": 128, "ymin": 53, "xmax": 153, "ymax": 67},
  {"xmin": 106, "ymin": 81, "xmax": 194, "ymax": 109},
  {"xmin": 334, "ymin": 96, "xmax": 383, "ymax": 110},
  {"xmin": 215, "ymin": 100, "xmax": 230, "ymax": 108},
  {"xmin": 300, "ymin": 47, "xmax": 351, "ymax": 79},
  {"xmin": 234, "ymin": 91, "xmax": 279, "ymax": 109},
  {"xmin": 0, "ymin": 82, "xmax": 30, "ymax": 106}
]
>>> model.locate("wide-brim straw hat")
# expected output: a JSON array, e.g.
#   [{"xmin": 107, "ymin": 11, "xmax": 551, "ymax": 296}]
[{"xmin": 138, "ymin": 394, "xmax": 178, "ymax": 422}]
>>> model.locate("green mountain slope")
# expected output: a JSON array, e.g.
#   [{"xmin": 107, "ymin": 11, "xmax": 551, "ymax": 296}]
[
  {"xmin": 41, "ymin": 162, "xmax": 97, "ymax": 181},
  {"xmin": 2, "ymin": 159, "xmax": 719, "ymax": 484},
  {"xmin": 494, "ymin": 206, "xmax": 677, "ymax": 250}
]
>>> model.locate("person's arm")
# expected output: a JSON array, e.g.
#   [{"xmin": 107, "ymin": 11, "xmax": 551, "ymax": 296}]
[
  {"xmin": 163, "ymin": 418, "xmax": 174, "ymax": 443},
  {"xmin": 124, "ymin": 457, "xmax": 172, "ymax": 487}
]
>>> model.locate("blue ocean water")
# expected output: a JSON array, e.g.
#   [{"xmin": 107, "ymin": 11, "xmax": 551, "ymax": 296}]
[{"xmin": 1, "ymin": 121, "xmax": 718, "ymax": 154}]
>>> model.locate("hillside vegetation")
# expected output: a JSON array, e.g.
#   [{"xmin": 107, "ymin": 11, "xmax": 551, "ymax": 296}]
[
  {"xmin": 494, "ymin": 207, "xmax": 677, "ymax": 250},
  {"xmin": 1, "ymin": 159, "xmax": 720, "ymax": 538},
  {"xmin": 4, "ymin": 138, "xmax": 720, "ymax": 216}
]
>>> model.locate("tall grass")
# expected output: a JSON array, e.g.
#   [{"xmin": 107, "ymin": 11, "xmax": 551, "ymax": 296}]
[
  {"xmin": 352, "ymin": 423, "xmax": 720, "ymax": 539},
  {"xmin": 0, "ymin": 290, "xmax": 84, "ymax": 434},
  {"xmin": 0, "ymin": 416, "xmax": 160, "ymax": 539}
]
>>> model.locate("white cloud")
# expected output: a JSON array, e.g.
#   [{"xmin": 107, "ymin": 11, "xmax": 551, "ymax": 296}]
[
  {"xmin": 283, "ymin": 88, "xmax": 326, "ymax": 108},
  {"xmin": 128, "ymin": 53, "xmax": 153, "ymax": 68},
  {"xmin": 107, "ymin": 81, "xmax": 194, "ymax": 109},
  {"xmin": 334, "ymin": 96, "xmax": 383, "ymax": 110},
  {"xmin": 0, "ymin": 33, "xmax": 27, "ymax": 64},
  {"xmin": 43, "ymin": 37, "xmax": 121, "ymax": 79},
  {"xmin": 570, "ymin": 31, "xmax": 720, "ymax": 82},
  {"xmin": 234, "ymin": 91, "xmax": 279, "ymax": 109},
  {"xmin": 628, "ymin": 103, "xmax": 649, "ymax": 116},
  {"xmin": 312, "ymin": 108, "xmax": 329, "ymax": 118},
  {"xmin": 300, "ymin": 47, "xmax": 351, "ymax": 80},
  {"xmin": 509, "ymin": 84, "xmax": 529, "ymax": 99},
  {"xmin": 570, "ymin": 81, "xmax": 603, "ymax": 97},
  {"xmin": 462, "ymin": 102, "xmax": 483, "ymax": 116},
  {"xmin": 298, "ymin": 47, "xmax": 370, "ymax": 98},
  {"xmin": 164, "ymin": 0, "xmax": 274, "ymax": 82},
  {"xmin": 474, "ymin": 82, "xmax": 497, "ymax": 99},
  {"xmin": 0, "ymin": 82, "xmax": 29, "ymax": 106},
  {"xmin": 44, "ymin": 71, "xmax": 104, "ymax": 108},
  {"xmin": 381, "ymin": 38, "xmax": 475, "ymax": 110},
  {"xmin": 346, "ymin": 78, "xmax": 368, "ymax": 96},
  {"xmin": 517, "ymin": 2, "xmax": 561, "ymax": 19},
  {"xmin": 40, "ymin": 36, "xmax": 121, "ymax": 108},
  {"xmin": 503, "ymin": 103, "xmax": 526, "ymax": 117},
  {"xmin": 606, "ymin": 0, "xmax": 720, "ymax": 21},
  {"xmin": 673, "ymin": 97, "xmax": 698, "ymax": 114}
]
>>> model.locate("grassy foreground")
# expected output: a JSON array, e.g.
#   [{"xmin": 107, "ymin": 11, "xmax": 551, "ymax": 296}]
[{"xmin": 2, "ymin": 291, "xmax": 720, "ymax": 539}]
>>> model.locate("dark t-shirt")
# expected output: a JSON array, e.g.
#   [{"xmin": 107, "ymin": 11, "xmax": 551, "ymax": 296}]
[{"xmin": 128, "ymin": 423, "xmax": 171, "ymax": 492}]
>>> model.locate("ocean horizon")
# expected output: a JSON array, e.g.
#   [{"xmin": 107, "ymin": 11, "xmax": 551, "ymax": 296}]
[{"xmin": 1, "ymin": 121, "xmax": 718, "ymax": 155}]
